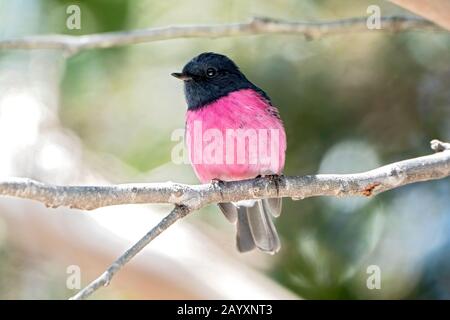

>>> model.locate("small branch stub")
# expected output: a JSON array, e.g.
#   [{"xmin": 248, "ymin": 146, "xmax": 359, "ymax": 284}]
[{"xmin": 431, "ymin": 139, "xmax": 450, "ymax": 152}]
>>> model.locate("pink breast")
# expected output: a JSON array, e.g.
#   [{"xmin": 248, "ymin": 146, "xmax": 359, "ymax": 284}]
[{"xmin": 186, "ymin": 89, "xmax": 286, "ymax": 183}]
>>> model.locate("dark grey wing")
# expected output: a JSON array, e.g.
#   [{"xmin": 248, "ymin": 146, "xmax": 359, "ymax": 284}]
[{"xmin": 218, "ymin": 202, "xmax": 238, "ymax": 223}]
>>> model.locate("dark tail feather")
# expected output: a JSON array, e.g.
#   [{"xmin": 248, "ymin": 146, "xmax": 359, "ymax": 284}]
[
  {"xmin": 236, "ymin": 207, "xmax": 256, "ymax": 252},
  {"xmin": 262, "ymin": 198, "xmax": 282, "ymax": 217},
  {"xmin": 235, "ymin": 200, "xmax": 281, "ymax": 254}
]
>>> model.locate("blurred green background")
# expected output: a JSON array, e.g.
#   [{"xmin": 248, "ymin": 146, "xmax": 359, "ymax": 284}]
[{"xmin": 0, "ymin": 0, "xmax": 450, "ymax": 299}]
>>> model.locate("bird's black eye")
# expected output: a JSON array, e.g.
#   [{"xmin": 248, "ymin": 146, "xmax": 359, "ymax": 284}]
[{"xmin": 206, "ymin": 67, "xmax": 217, "ymax": 78}]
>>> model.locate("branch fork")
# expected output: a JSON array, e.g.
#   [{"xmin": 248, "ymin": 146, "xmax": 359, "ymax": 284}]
[{"xmin": 1, "ymin": 140, "xmax": 449, "ymax": 299}]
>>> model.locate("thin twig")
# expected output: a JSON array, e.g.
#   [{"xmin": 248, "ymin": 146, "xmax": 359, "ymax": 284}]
[
  {"xmin": 0, "ymin": 16, "xmax": 443, "ymax": 56},
  {"xmin": 69, "ymin": 205, "xmax": 190, "ymax": 300}
]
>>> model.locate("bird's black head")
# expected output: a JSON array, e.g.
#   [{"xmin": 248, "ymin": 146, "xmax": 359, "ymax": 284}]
[{"xmin": 172, "ymin": 52, "xmax": 267, "ymax": 110}]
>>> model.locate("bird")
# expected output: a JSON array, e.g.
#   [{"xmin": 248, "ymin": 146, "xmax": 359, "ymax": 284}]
[{"xmin": 172, "ymin": 52, "xmax": 286, "ymax": 254}]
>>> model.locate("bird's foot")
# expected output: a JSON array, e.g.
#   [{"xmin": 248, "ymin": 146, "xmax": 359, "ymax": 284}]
[
  {"xmin": 263, "ymin": 174, "xmax": 283, "ymax": 195},
  {"xmin": 211, "ymin": 178, "xmax": 225, "ymax": 188},
  {"xmin": 262, "ymin": 173, "xmax": 283, "ymax": 181}
]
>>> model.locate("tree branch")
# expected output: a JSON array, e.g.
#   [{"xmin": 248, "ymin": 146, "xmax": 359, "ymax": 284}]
[
  {"xmin": 0, "ymin": 16, "xmax": 443, "ymax": 56},
  {"xmin": 1, "ymin": 140, "xmax": 449, "ymax": 299},
  {"xmin": 1, "ymin": 140, "xmax": 449, "ymax": 211}
]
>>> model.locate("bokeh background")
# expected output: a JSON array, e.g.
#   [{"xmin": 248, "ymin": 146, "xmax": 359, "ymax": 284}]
[{"xmin": 0, "ymin": 0, "xmax": 449, "ymax": 299}]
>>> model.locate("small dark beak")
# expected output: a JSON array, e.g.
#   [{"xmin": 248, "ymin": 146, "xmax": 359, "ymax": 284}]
[{"xmin": 171, "ymin": 72, "xmax": 192, "ymax": 81}]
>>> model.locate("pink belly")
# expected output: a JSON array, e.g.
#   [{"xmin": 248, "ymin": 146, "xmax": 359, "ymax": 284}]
[{"xmin": 186, "ymin": 89, "xmax": 286, "ymax": 183}]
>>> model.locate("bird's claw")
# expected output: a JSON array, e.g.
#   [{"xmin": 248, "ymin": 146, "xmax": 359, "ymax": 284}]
[
  {"xmin": 211, "ymin": 178, "xmax": 225, "ymax": 188},
  {"xmin": 264, "ymin": 174, "xmax": 283, "ymax": 195},
  {"xmin": 264, "ymin": 174, "xmax": 283, "ymax": 182}
]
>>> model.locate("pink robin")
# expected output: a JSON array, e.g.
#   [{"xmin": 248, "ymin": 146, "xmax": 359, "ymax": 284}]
[{"xmin": 173, "ymin": 52, "xmax": 286, "ymax": 254}]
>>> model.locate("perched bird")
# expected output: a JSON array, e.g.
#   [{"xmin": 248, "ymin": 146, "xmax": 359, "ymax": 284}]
[{"xmin": 172, "ymin": 52, "xmax": 286, "ymax": 254}]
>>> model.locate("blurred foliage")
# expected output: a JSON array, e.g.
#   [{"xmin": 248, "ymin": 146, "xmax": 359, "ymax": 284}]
[
  {"xmin": 1, "ymin": 0, "xmax": 450, "ymax": 299},
  {"xmin": 0, "ymin": 229, "xmax": 75, "ymax": 299}
]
